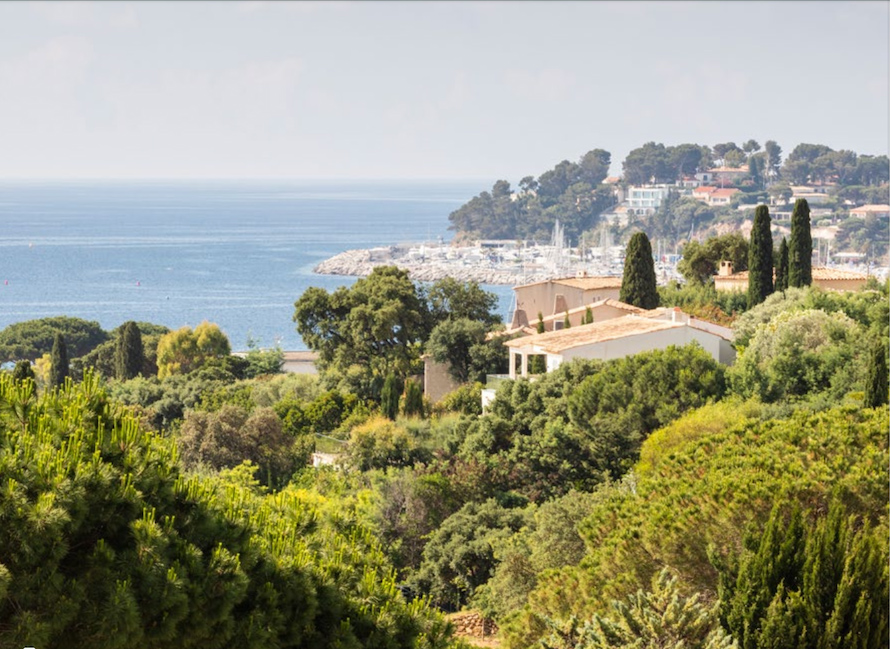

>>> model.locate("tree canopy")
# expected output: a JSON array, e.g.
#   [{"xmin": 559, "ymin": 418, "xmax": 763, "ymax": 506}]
[
  {"xmin": 678, "ymin": 233, "xmax": 748, "ymax": 284},
  {"xmin": 156, "ymin": 321, "xmax": 232, "ymax": 378},
  {"xmin": 0, "ymin": 316, "xmax": 108, "ymax": 363}
]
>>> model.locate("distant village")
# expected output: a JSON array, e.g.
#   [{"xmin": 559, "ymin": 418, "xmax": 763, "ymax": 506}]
[{"xmin": 314, "ymin": 162, "xmax": 888, "ymax": 286}]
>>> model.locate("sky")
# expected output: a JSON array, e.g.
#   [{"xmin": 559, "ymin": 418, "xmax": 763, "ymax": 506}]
[{"xmin": 0, "ymin": 1, "xmax": 887, "ymax": 181}]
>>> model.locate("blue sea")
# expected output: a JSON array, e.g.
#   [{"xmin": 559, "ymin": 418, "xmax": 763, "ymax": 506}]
[{"xmin": 0, "ymin": 180, "xmax": 513, "ymax": 351}]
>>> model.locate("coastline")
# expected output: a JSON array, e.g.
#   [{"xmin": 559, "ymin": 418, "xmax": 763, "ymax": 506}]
[{"xmin": 314, "ymin": 246, "xmax": 556, "ymax": 285}]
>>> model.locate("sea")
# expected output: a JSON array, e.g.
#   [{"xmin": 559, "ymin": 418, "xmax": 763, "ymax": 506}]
[{"xmin": 0, "ymin": 180, "xmax": 514, "ymax": 351}]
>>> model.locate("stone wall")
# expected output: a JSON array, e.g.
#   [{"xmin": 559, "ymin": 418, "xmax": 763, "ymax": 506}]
[{"xmin": 447, "ymin": 610, "xmax": 498, "ymax": 639}]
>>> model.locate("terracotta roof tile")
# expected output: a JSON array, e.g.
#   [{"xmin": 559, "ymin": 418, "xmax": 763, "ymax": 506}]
[
  {"xmin": 504, "ymin": 317, "xmax": 683, "ymax": 354},
  {"xmin": 513, "ymin": 276, "xmax": 623, "ymax": 291}
]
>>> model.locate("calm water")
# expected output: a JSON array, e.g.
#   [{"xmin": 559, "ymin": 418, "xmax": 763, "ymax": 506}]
[{"xmin": 0, "ymin": 180, "xmax": 513, "ymax": 350}]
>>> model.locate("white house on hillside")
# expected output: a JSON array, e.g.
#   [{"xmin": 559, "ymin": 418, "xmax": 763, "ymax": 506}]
[{"xmin": 502, "ymin": 309, "xmax": 735, "ymax": 379}]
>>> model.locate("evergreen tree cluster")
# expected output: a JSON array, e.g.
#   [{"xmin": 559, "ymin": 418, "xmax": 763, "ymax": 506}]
[{"xmin": 0, "ymin": 373, "xmax": 451, "ymax": 649}]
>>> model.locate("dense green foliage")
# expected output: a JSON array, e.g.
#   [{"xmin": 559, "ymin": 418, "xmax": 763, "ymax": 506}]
[
  {"xmin": 729, "ymin": 309, "xmax": 862, "ymax": 403},
  {"xmin": 658, "ymin": 282, "xmax": 746, "ymax": 326},
  {"xmin": 295, "ymin": 269, "xmax": 502, "ymax": 400},
  {"xmin": 619, "ymin": 232, "xmax": 659, "ymax": 309},
  {"xmin": 0, "ymin": 374, "xmax": 454, "ymax": 649},
  {"xmin": 156, "ymin": 321, "xmax": 232, "ymax": 378},
  {"xmin": 76, "ymin": 321, "xmax": 170, "ymax": 381},
  {"xmin": 414, "ymin": 500, "xmax": 531, "ymax": 611},
  {"xmin": 719, "ymin": 500, "xmax": 887, "ymax": 649},
  {"xmin": 3, "ymin": 228, "xmax": 886, "ymax": 648},
  {"xmin": 178, "ymin": 404, "xmax": 305, "ymax": 487},
  {"xmin": 503, "ymin": 405, "xmax": 888, "ymax": 648},
  {"xmin": 0, "ymin": 316, "xmax": 108, "ymax": 362},
  {"xmin": 534, "ymin": 569, "xmax": 733, "ymax": 649},
  {"xmin": 424, "ymin": 277, "xmax": 502, "ymax": 327},
  {"xmin": 747, "ymin": 205, "xmax": 774, "ymax": 308},
  {"xmin": 788, "ymin": 198, "xmax": 813, "ymax": 288},
  {"xmin": 864, "ymin": 339, "xmax": 889, "ymax": 408},
  {"xmin": 448, "ymin": 150, "xmax": 614, "ymax": 242},
  {"xmin": 732, "ymin": 284, "xmax": 889, "ymax": 348},
  {"xmin": 678, "ymin": 233, "xmax": 748, "ymax": 284},
  {"xmin": 427, "ymin": 318, "xmax": 507, "ymax": 384}
]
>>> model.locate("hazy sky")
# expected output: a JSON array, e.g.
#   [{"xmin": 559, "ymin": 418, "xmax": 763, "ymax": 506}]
[{"xmin": 1, "ymin": 1, "xmax": 887, "ymax": 180}]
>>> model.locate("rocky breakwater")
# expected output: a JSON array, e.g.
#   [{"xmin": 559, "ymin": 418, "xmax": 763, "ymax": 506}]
[{"xmin": 314, "ymin": 246, "xmax": 542, "ymax": 286}]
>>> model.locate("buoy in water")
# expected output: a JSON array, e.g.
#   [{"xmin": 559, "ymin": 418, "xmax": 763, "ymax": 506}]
[{"xmin": 136, "ymin": 281, "xmax": 141, "ymax": 286}]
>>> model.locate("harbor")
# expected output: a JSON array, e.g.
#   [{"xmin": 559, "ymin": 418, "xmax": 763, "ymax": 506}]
[{"xmin": 314, "ymin": 222, "xmax": 685, "ymax": 285}]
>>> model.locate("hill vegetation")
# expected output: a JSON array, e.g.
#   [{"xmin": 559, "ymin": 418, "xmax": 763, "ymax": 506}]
[
  {"xmin": 0, "ymin": 270, "xmax": 887, "ymax": 647},
  {"xmin": 447, "ymin": 140, "xmax": 889, "ymax": 256}
]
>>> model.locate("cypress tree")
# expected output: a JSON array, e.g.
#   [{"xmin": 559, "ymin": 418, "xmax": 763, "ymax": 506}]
[
  {"xmin": 49, "ymin": 332, "xmax": 69, "ymax": 389},
  {"xmin": 563, "ymin": 311, "xmax": 571, "ymax": 329},
  {"xmin": 747, "ymin": 204, "xmax": 774, "ymax": 308},
  {"xmin": 788, "ymin": 198, "xmax": 813, "ymax": 288},
  {"xmin": 114, "ymin": 321, "xmax": 144, "ymax": 381},
  {"xmin": 620, "ymin": 232, "xmax": 659, "ymax": 310},
  {"xmin": 529, "ymin": 314, "xmax": 546, "ymax": 374},
  {"xmin": 583, "ymin": 306, "xmax": 594, "ymax": 325},
  {"xmin": 775, "ymin": 237, "xmax": 789, "ymax": 292},
  {"xmin": 864, "ymin": 340, "xmax": 888, "ymax": 408},
  {"xmin": 380, "ymin": 374, "xmax": 402, "ymax": 420},
  {"xmin": 402, "ymin": 379, "xmax": 424, "ymax": 418}
]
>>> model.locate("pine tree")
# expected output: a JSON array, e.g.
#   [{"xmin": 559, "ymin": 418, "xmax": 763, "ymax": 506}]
[
  {"xmin": 620, "ymin": 232, "xmax": 659, "ymax": 310},
  {"xmin": 747, "ymin": 204, "xmax": 774, "ymax": 308},
  {"xmin": 788, "ymin": 198, "xmax": 813, "ymax": 288},
  {"xmin": 380, "ymin": 374, "xmax": 402, "ymax": 420},
  {"xmin": 49, "ymin": 332, "xmax": 69, "ymax": 390},
  {"xmin": 583, "ymin": 306, "xmax": 594, "ymax": 325},
  {"xmin": 775, "ymin": 237, "xmax": 789, "ymax": 292},
  {"xmin": 864, "ymin": 340, "xmax": 888, "ymax": 408},
  {"xmin": 114, "ymin": 321, "xmax": 144, "ymax": 381}
]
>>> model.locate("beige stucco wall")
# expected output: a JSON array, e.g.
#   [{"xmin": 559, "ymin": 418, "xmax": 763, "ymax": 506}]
[
  {"xmin": 815, "ymin": 278, "xmax": 867, "ymax": 292},
  {"xmin": 550, "ymin": 326, "xmax": 733, "ymax": 370},
  {"xmin": 544, "ymin": 302, "xmax": 635, "ymax": 331},
  {"xmin": 714, "ymin": 277, "xmax": 748, "ymax": 293},
  {"xmin": 716, "ymin": 277, "xmax": 867, "ymax": 293},
  {"xmin": 423, "ymin": 356, "xmax": 461, "ymax": 403},
  {"xmin": 514, "ymin": 283, "xmax": 622, "ymax": 321}
]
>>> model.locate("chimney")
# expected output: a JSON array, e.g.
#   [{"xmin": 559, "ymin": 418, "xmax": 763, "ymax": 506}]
[{"xmin": 718, "ymin": 260, "xmax": 734, "ymax": 277}]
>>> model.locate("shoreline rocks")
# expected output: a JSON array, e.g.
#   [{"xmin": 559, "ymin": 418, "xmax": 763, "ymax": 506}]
[{"xmin": 314, "ymin": 247, "xmax": 559, "ymax": 285}]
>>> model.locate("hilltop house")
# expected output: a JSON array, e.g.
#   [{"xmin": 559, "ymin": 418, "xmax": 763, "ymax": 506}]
[
  {"xmin": 625, "ymin": 184, "xmax": 675, "ymax": 216},
  {"xmin": 693, "ymin": 186, "xmax": 741, "ymax": 207},
  {"xmin": 502, "ymin": 309, "xmax": 735, "ymax": 380},
  {"xmin": 849, "ymin": 204, "xmax": 889, "ymax": 219},
  {"xmin": 705, "ymin": 166, "xmax": 749, "ymax": 184},
  {"xmin": 713, "ymin": 261, "xmax": 869, "ymax": 292},
  {"xmin": 510, "ymin": 274, "xmax": 623, "ymax": 329}
]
